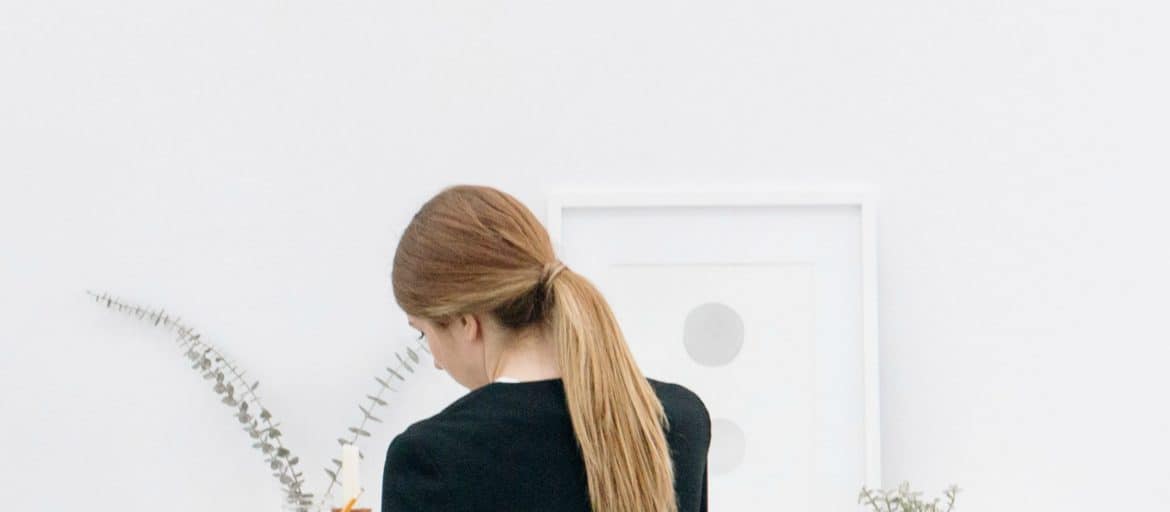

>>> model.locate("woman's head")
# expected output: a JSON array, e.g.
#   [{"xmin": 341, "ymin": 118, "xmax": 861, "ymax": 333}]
[
  {"xmin": 391, "ymin": 184, "xmax": 563, "ymax": 386},
  {"xmin": 391, "ymin": 184, "xmax": 678, "ymax": 512},
  {"xmin": 404, "ymin": 259, "xmax": 568, "ymax": 389}
]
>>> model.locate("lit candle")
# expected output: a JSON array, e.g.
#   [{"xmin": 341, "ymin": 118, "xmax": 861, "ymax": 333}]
[{"xmin": 341, "ymin": 443, "xmax": 361, "ymax": 504}]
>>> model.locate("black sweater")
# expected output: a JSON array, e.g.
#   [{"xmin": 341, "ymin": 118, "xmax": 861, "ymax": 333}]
[{"xmin": 381, "ymin": 377, "xmax": 711, "ymax": 512}]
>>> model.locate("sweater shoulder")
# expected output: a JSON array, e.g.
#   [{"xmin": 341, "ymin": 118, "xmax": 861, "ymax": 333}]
[
  {"xmin": 398, "ymin": 377, "xmax": 711, "ymax": 448},
  {"xmin": 647, "ymin": 377, "xmax": 711, "ymax": 424}
]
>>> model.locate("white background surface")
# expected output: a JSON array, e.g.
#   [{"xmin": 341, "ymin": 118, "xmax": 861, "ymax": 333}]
[{"xmin": 3, "ymin": 1, "xmax": 1169, "ymax": 510}]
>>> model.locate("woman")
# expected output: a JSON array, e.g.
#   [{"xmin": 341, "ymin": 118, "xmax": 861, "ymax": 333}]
[{"xmin": 383, "ymin": 184, "xmax": 711, "ymax": 512}]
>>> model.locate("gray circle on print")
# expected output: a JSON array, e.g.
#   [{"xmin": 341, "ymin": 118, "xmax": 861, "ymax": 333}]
[
  {"xmin": 683, "ymin": 302, "xmax": 744, "ymax": 366},
  {"xmin": 709, "ymin": 418, "xmax": 746, "ymax": 475}
]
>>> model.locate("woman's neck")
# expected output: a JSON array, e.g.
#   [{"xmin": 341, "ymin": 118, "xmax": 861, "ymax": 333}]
[{"xmin": 488, "ymin": 336, "xmax": 561, "ymax": 382}]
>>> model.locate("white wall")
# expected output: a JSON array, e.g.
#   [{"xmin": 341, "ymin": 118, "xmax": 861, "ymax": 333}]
[{"xmin": 3, "ymin": 1, "xmax": 1168, "ymax": 510}]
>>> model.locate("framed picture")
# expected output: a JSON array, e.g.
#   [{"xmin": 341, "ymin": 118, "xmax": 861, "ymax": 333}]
[{"xmin": 546, "ymin": 185, "xmax": 881, "ymax": 511}]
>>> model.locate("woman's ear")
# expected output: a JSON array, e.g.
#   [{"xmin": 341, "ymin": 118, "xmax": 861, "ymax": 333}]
[{"xmin": 455, "ymin": 312, "xmax": 483, "ymax": 346}]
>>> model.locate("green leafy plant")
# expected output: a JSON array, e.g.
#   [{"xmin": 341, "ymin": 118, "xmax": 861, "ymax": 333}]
[
  {"xmin": 88, "ymin": 290, "xmax": 429, "ymax": 511},
  {"xmin": 859, "ymin": 481, "xmax": 961, "ymax": 512}
]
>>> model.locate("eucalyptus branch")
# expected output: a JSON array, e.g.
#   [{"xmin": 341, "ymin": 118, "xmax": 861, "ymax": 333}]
[
  {"xmin": 86, "ymin": 290, "xmax": 315, "ymax": 509},
  {"xmin": 88, "ymin": 289, "xmax": 434, "ymax": 511},
  {"xmin": 319, "ymin": 338, "xmax": 431, "ymax": 503},
  {"xmin": 859, "ymin": 482, "xmax": 962, "ymax": 512}
]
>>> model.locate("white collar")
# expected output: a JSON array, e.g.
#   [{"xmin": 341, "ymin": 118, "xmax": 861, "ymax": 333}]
[{"xmin": 494, "ymin": 375, "xmax": 520, "ymax": 383}]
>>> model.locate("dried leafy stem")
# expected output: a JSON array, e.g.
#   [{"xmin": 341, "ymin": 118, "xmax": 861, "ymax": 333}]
[
  {"xmin": 321, "ymin": 339, "xmax": 430, "ymax": 501},
  {"xmin": 859, "ymin": 481, "xmax": 961, "ymax": 512},
  {"xmin": 87, "ymin": 289, "xmax": 430, "ymax": 511}
]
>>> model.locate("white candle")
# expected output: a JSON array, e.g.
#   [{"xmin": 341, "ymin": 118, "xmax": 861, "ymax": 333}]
[{"xmin": 341, "ymin": 443, "xmax": 361, "ymax": 503}]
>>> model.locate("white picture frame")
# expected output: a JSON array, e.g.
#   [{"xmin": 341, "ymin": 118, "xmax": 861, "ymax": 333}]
[{"xmin": 545, "ymin": 185, "xmax": 882, "ymax": 511}]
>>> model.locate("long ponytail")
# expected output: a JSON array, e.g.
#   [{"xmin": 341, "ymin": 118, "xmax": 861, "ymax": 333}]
[
  {"xmin": 543, "ymin": 261, "xmax": 677, "ymax": 512},
  {"xmin": 391, "ymin": 184, "xmax": 677, "ymax": 512}
]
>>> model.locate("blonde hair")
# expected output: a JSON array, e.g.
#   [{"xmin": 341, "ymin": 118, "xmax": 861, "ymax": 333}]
[{"xmin": 391, "ymin": 184, "xmax": 677, "ymax": 512}]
